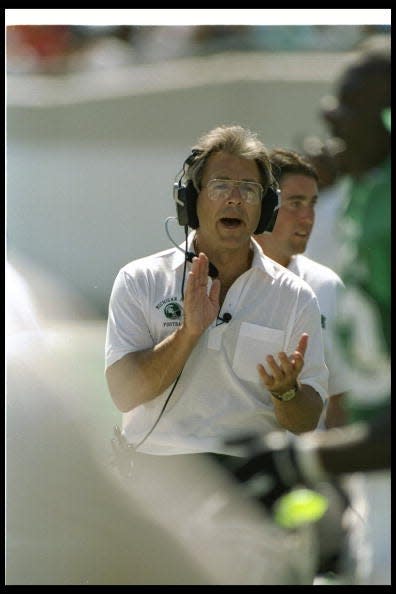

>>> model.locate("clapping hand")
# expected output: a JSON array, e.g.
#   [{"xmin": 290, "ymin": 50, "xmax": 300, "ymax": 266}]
[
  {"xmin": 183, "ymin": 252, "xmax": 221, "ymax": 336},
  {"xmin": 257, "ymin": 333, "xmax": 308, "ymax": 395}
]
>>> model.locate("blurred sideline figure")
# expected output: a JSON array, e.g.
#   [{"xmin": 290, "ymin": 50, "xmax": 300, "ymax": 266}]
[
  {"xmin": 254, "ymin": 148, "xmax": 349, "ymax": 429},
  {"xmin": 301, "ymin": 136, "xmax": 348, "ymax": 270},
  {"xmin": 320, "ymin": 48, "xmax": 391, "ymax": 586},
  {"xmin": 222, "ymin": 49, "xmax": 391, "ymax": 585},
  {"xmin": 6, "ymin": 259, "xmax": 321, "ymax": 585}
]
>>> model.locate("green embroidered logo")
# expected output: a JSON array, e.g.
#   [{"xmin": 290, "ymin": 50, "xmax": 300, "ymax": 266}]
[{"xmin": 164, "ymin": 302, "xmax": 182, "ymax": 320}]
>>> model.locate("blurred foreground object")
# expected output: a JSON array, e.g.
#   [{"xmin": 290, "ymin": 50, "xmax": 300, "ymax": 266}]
[
  {"xmin": 6, "ymin": 260, "xmax": 319, "ymax": 585},
  {"xmin": 5, "ymin": 261, "xmax": 212, "ymax": 584},
  {"xmin": 218, "ymin": 411, "xmax": 389, "ymax": 582}
]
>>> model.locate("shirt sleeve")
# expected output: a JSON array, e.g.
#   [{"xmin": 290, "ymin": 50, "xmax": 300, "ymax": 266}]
[
  {"xmin": 105, "ymin": 268, "xmax": 154, "ymax": 369},
  {"xmin": 291, "ymin": 292, "xmax": 329, "ymax": 403}
]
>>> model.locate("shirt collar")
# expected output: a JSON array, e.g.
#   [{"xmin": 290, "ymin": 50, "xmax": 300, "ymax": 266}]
[
  {"xmin": 250, "ymin": 237, "xmax": 277, "ymax": 280},
  {"xmin": 172, "ymin": 232, "xmax": 276, "ymax": 280}
]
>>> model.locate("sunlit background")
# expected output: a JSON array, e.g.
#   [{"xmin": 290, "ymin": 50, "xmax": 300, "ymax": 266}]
[
  {"xmin": 6, "ymin": 12, "xmax": 391, "ymax": 319},
  {"xmin": 5, "ymin": 10, "xmax": 391, "ymax": 585}
]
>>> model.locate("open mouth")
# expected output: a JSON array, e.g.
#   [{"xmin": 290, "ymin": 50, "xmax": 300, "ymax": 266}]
[
  {"xmin": 219, "ymin": 217, "xmax": 242, "ymax": 228},
  {"xmin": 294, "ymin": 228, "xmax": 311, "ymax": 238}
]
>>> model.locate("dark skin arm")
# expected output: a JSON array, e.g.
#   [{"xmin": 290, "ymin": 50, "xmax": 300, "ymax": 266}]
[
  {"xmin": 318, "ymin": 408, "xmax": 390, "ymax": 475},
  {"xmin": 324, "ymin": 393, "xmax": 348, "ymax": 429}
]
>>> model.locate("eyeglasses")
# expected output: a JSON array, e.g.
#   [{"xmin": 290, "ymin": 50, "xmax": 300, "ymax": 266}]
[{"xmin": 205, "ymin": 179, "xmax": 264, "ymax": 205}]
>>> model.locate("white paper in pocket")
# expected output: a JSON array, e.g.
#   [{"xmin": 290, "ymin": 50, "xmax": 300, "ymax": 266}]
[{"xmin": 232, "ymin": 322, "xmax": 285, "ymax": 383}]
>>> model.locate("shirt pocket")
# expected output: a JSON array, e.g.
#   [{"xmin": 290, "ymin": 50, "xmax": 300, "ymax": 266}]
[{"xmin": 232, "ymin": 322, "xmax": 285, "ymax": 383}]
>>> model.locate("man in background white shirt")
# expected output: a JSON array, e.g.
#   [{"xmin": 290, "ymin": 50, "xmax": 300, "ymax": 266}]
[{"xmin": 255, "ymin": 148, "xmax": 349, "ymax": 428}]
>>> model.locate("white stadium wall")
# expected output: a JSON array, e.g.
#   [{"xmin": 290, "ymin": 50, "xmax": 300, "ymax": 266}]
[{"xmin": 7, "ymin": 52, "xmax": 358, "ymax": 317}]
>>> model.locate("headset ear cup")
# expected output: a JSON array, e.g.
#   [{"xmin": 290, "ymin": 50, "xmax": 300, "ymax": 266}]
[
  {"xmin": 254, "ymin": 187, "xmax": 280, "ymax": 234},
  {"xmin": 174, "ymin": 178, "xmax": 199, "ymax": 228},
  {"xmin": 263, "ymin": 207, "xmax": 279, "ymax": 233},
  {"xmin": 185, "ymin": 180, "xmax": 199, "ymax": 229},
  {"xmin": 175, "ymin": 180, "xmax": 199, "ymax": 228},
  {"xmin": 174, "ymin": 150, "xmax": 203, "ymax": 228},
  {"xmin": 174, "ymin": 183, "xmax": 189, "ymax": 226}
]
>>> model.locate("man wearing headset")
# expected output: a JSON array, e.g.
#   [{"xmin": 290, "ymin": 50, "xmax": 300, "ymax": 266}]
[{"xmin": 105, "ymin": 124, "xmax": 328, "ymax": 456}]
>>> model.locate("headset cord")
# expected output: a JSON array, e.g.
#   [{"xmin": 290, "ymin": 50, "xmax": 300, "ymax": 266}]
[
  {"xmin": 134, "ymin": 223, "xmax": 189, "ymax": 450},
  {"xmin": 180, "ymin": 224, "xmax": 189, "ymax": 300},
  {"xmin": 133, "ymin": 372, "xmax": 182, "ymax": 451}
]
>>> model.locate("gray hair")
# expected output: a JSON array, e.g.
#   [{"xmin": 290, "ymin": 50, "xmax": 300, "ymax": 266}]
[{"xmin": 186, "ymin": 124, "xmax": 274, "ymax": 193}]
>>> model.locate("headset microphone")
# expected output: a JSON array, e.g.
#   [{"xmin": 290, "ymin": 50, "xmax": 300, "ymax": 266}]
[
  {"xmin": 217, "ymin": 312, "xmax": 232, "ymax": 325},
  {"xmin": 165, "ymin": 217, "xmax": 219, "ymax": 279},
  {"xmin": 185, "ymin": 251, "xmax": 219, "ymax": 279}
]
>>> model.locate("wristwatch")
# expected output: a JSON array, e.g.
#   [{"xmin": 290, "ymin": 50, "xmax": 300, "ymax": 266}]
[{"xmin": 270, "ymin": 384, "xmax": 298, "ymax": 402}]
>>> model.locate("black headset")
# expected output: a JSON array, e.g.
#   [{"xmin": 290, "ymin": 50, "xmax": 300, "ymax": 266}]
[{"xmin": 173, "ymin": 150, "xmax": 280, "ymax": 234}]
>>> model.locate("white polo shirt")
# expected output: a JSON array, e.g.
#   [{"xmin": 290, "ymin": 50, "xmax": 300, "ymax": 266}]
[
  {"xmin": 288, "ymin": 254, "xmax": 350, "ymax": 398},
  {"xmin": 105, "ymin": 236, "xmax": 328, "ymax": 455}
]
